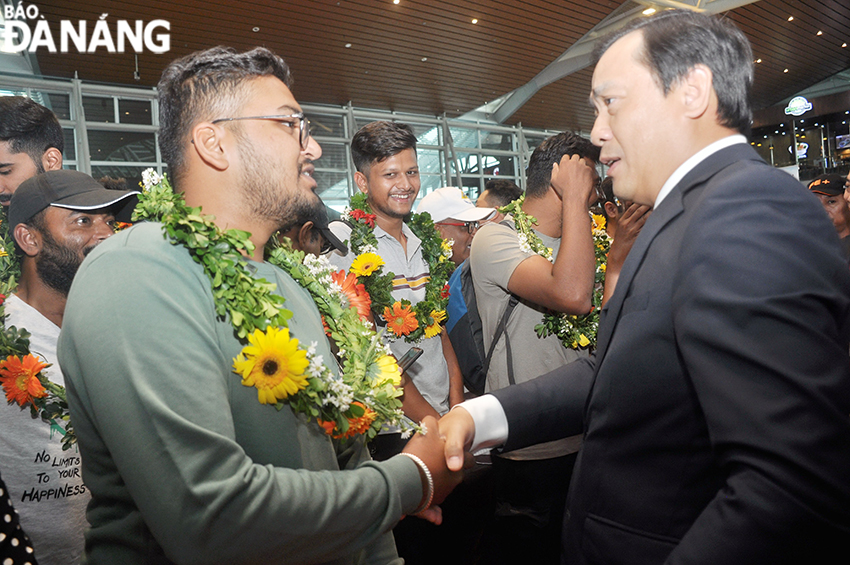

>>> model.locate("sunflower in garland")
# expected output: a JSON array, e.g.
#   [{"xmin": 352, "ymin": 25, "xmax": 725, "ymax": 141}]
[
  {"xmin": 330, "ymin": 270, "xmax": 372, "ymax": 321},
  {"xmin": 423, "ymin": 309, "xmax": 447, "ymax": 339},
  {"xmin": 384, "ymin": 302, "xmax": 418, "ymax": 336},
  {"xmin": 233, "ymin": 327, "xmax": 310, "ymax": 404},
  {"xmin": 0, "ymin": 354, "xmax": 49, "ymax": 407},
  {"xmin": 368, "ymin": 354, "xmax": 402, "ymax": 387},
  {"xmin": 350, "ymin": 252, "xmax": 384, "ymax": 277}
]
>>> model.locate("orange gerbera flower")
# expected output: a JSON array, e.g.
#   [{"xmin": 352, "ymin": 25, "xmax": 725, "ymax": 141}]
[
  {"xmin": 0, "ymin": 354, "xmax": 49, "ymax": 407},
  {"xmin": 384, "ymin": 302, "xmax": 418, "ymax": 336},
  {"xmin": 319, "ymin": 402, "xmax": 378, "ymax": 439},
  {"xmin": 331, "ymin": 270, "xmax": 372, "ymax": 320},
  {"xmin": 343, "ymin": 403, "xmax": 377, "ymax": 438}
]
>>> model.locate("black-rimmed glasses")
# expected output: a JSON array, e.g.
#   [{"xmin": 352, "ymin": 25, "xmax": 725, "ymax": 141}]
[{"xmin": 211, "ymin": 113, "xmax": 311, "ymax": 149}]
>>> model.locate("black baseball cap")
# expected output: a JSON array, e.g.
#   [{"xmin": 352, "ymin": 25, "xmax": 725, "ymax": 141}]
[
  {"xmin": 313, "ymin": 205, "xmax": 348, "ymax": 255},
  {"xmin": 807, "ymin": 173, "xmax": 845, "ymax": 196},
  {"xmin": 9, "ymin": 169, "xmax": 139, "ymax": 231}
]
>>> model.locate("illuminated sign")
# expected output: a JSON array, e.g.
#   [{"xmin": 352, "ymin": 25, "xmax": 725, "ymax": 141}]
[
  {"xmin": 784, "ymin": 96, "xmax": 812, "ymax": 117},
  {"xmin": 789, "ymin": 142, "xmax": 809, "ymax": 159}
]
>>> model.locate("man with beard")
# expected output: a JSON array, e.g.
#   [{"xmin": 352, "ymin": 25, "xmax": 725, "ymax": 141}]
[
  {"xmin": 56, "ymin": 47, "xmax": 459, "ymax": 565},
  {"xmin": 1, "ymin": 170, "xmax": 137, "ymax": 565},
  {"xmin": 0, "ymin": 97, "xmax": 64, "ymax": 206},
  {"xmin": 277, "ymin": 198, "xmax": 348, "ymax": 257}
]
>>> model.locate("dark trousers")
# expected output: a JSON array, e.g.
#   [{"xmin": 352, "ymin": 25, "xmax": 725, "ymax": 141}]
[{"xmin": 477, "ymin": 451, "xmax": 577, "ymax": 565}]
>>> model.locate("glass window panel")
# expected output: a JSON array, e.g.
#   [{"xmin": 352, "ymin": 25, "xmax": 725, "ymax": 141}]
[
  {"xmin": 44, "ymin": 92, "xmax": 71, "ymax": 120},
  {"xmin": 460, "ymin": 176, "xmax": 484, "ymax": 196},
  {"xmin": 83, "ymin": 96, "xmax": 115, "ymax": 123},
  {"xmin": 62, "ymin": 128, "xmax": 76, "ymax": 160},
  {"xmin": 90, "ymin": 165, "xmax": 150, "ymax": 191},
  {"xmin": 417, "ymin": 149, "xmax": 443, "ymax": 176},
  {"xmin": 451, "ymin": 152, "xmax": 480, "ymax": 175},
  {"xmin": 316, "ymin": 142, "xmax": 349, "ymax": 169},
  {"xmin": 61, "ymin": 164, "xmax": 77, "ymax": 171},
  {"xmin": 309, "ymin": 113, "xmax": 345, "ymax": 137},
  {"xmin": 482, "ymin": 154, "xmax": 516, "ymax": 177},
  {"xmin": 419, "ymin": 174, "xmax": 446, "ymax": 194},
  {"xmin": 448, "ymin": 127, "xmax": 479, "ymax": 148},
  {"xmin": 480, "ymin": 130, "xmax": 514, "ymax": 151},
  {"xmin": 88, "ymin": 131, "xmax": 157, "ymax": 162},
  {"xmin": 525, "ymin": 135, "xmax": 549, "ymax": 153},
  {"xmin": 118, "ymin": 99, "xmax": 153, "ymax": 125},
  {"xmin": 409, "ymin": 123, "xmax": 440, "ymax": 145},
  {"xmin": 316, "ymin": 171, "xmax": 351, "ymax": 209}
]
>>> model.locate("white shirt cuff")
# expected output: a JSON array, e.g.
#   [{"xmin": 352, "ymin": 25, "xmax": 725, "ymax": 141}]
[{"xmin": 454, "ymin": 394, "xmax": 509, "ymax": 452}]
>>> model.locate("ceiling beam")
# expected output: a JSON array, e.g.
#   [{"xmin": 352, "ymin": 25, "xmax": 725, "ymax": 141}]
[{"xmin": 463, "ymin": 0, "xmax": 761, "ymax": 125}]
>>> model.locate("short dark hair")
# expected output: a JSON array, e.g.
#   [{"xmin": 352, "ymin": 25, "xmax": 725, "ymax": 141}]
[
  {"xmin": 0, "ymin": 96, "xmax": 64, "ymax": 168},
  {"xmin": 482, "ymin": 178, "xmax": 523, "ymax": 207},
  {"xmin": 525, "ymin": 132, "xmax": 599, "ymax": 198},
  {"xmin": 350, "ymin": 121, "xmax": 417, "ymax": 174},
  {"xmin": 157, "ymin": 46, "xmax": 292, "ymax": 186},
  {"xmin": 592, "ymin": 9, "xmax": 753, "ymax": 135}
]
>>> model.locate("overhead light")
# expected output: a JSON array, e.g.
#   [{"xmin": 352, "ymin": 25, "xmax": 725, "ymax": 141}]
[
  {"xmin": 345, "ymin": 43, "xmax": 352, "ymax": 48},
  {"xmin": 471, "ymin": 18, "xmax": 478, "ymax": 24},
  {"xmin": 755, "ymin": 58, "xmax": 762, "ymax": 63},
  {"xmin": 843, "ymin": 43, "xmax": 847, "ymax": 48},
  {"xmin": 393, "ymin": 0, "xmax": 400, "ymax": 4},
  {"xmin": 252, "ymin": 27, "xmax": 259, "ymax": 32},
  {"xmin": 421, "ymin": 57, "xmax": 427, "ymax": 62},
  {"xmin": 787, "ymin": 16, "xmax": 794, "ymax": 21},
  {"xmin": 783, "ymin": 68, "xmax": 789, "ymax": 73},
  {"xmin": 817, "ymin": 30, "xmax": 823, "ymax": 36},
  {"xmin": 642, "ymin": 8, "xmax": 656, "ymax": 15}
]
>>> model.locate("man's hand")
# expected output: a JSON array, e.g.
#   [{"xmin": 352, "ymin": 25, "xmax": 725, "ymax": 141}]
[
  {"xmin": 437, "ymin": 407, "xmax": 476, "ymax": 472},
  {"xmin": 550, "ymin": 153, "xmax": 596, "ymax": 203},
  {"xmin": 609, "ymin": 202, "xmax": 651, "ymax": 262},
  {"xmin": 402, "ymin": 416, "xmax": 466, "ymax": 522}
]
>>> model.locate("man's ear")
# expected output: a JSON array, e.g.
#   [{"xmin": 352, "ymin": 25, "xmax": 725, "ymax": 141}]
[
  {"xmin": 354, "ymin": 171, "xmax": 369, "ymax": 194},
  {"xmin": 13, "ymin": 223, "xmax": 41, "ymax": 257},
  {"xmin": 190, "ymin": 123, "xmax": 230, "ymax": 172},
  {"xmin": 297, "ymin": 221, "xmax": 315, "ymax": 249},
  {"xmin": 603, "ymin": 201, "xmax": 620, "ymax": 220},
  {"xmin": 680, "ymin": 64, "xmax": 713, "ymax": 120},
  {"xmin": 41, "ymin": 148, "xmax": 63, "ymax": 172}
]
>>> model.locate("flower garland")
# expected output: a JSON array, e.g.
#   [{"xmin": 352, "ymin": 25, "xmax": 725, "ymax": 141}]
[
  {"xmin": 499, "ymin": 195, "xmax": 612, "ymax": 350},
  {"xmin": 136, "ymin": 170, "xmax": 413, "ymax": 440},
  {"xmin": 343, "ymin": 192, "xmax": 454, "ymax": 343},
  {"xmin": 0, "ymin": 213, "xmax": 76, "ymax": 451}
]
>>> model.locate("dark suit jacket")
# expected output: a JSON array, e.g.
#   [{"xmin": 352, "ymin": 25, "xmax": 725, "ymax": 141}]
[{"xmin": 492, "ymin": 144, "xmax": 850, "ymax": 564}]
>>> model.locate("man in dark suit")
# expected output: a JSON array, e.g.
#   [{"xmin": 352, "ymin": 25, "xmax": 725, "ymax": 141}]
[{"xmin": 439, "ymin": 9, "xmax": 850, "ymax": 564}]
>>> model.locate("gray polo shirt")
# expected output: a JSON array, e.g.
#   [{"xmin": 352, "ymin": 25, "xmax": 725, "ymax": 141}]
[{"xmin": 330, "ymin": 223, "xmax": 450, "ymax": 415}]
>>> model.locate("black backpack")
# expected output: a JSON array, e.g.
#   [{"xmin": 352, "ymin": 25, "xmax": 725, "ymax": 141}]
[{"xmin": 447, "ymin": 259, "xmax": 519, "ymax": 396}]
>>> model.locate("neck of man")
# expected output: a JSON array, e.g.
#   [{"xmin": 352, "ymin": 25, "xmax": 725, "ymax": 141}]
[
  {"xmin": 522, "ymin": 188, "xmax": 565, "ymax": 239},
  {"xmin": 181, "ymin": 178, "xmax": 275, "ymax": 263},
  {"xmin": 372, "ymin": 208, "xmax": 407, "ymax": 251},
  {"xmin": 15, "ymin": 260, "xmax": 67, "ymax": 328}
]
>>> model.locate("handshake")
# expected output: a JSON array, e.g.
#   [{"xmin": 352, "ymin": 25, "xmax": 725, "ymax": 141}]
[{"xmin": 399, "ymin": 409, "xmax": 478, "ymax": 524}]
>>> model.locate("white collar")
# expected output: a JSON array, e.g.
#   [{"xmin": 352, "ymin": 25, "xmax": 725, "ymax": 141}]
[{"xmin": 654, "ymin": 134, "xmax": 748, "ymax": 208}]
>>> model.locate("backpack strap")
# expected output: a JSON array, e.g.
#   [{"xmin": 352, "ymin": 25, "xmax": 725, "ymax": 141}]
[{"xmin": 482, "ymin": 293, "xmax": 519, "ymax": 385}]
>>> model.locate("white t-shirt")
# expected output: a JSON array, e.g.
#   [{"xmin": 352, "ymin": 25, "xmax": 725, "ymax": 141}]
[{"xmin": 0, "ymin": 294, "xmax": 89, "ymax": 565}]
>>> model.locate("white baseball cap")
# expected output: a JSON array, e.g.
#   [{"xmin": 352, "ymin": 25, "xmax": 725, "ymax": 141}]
[{"xmin": 416, "ymin": 187, "xmax": 495, "ymax": 223}]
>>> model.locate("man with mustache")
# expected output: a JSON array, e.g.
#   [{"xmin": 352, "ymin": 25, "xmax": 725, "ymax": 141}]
[{"xmin": 1, "ymin": 170, "xmax": 137, "ymax": 565}]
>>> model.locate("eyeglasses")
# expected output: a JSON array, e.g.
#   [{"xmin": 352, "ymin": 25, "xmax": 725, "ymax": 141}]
[
  {"xmin": 436, "ymin": 220, "xmax": 480, "ymax": 234},
  {"xmin": 211, "ymin": 113, "xmax": 311, "ymax": 149}
]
